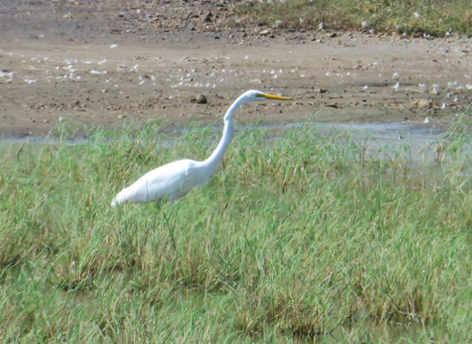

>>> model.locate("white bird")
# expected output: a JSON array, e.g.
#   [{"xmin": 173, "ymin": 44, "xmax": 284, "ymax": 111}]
[{"xmin": 111, "ymin": 90, "xmax": 292, "ymax": 206}]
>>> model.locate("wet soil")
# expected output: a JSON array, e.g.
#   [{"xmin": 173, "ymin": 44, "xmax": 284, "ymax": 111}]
[{"xmin": 1, "ymin": 0, "xmax": 472, "ymax": 137}]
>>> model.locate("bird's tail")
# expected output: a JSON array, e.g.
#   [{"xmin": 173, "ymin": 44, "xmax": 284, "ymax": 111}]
[{"xmin": 111, "ymin": 191, "xmax": 125, "ymax": 207}]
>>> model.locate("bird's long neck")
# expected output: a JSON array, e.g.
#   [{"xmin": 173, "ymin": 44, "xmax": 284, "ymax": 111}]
[{"xmin": 201, "ymin": 95, "xmax": 246, "ymax": 174}]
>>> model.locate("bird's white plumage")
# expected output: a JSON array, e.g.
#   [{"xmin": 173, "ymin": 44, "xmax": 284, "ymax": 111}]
[
  {"xmin": 111, "ymin": 90, "xmax": 291, "ymax": 206},
  {"xmin": 111, "ymin": 159, "xmax": 208, "ymax": 205}
]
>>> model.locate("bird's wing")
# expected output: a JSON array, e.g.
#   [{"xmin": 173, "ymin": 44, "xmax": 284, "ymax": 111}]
[{"xmin": 130, "ymin": 159, "xmax": 199, "ymax": 201}]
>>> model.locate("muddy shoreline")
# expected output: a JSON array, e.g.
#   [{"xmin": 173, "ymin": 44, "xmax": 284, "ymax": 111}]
[{"xmin": 1, "ymin": 1, "xmax": 471, "ymax": 137}]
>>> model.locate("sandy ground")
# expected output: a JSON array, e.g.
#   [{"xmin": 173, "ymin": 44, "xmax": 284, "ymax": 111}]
[{"xmin": 1, "ymin": 0, "xmax": 471, "ymax": 137}]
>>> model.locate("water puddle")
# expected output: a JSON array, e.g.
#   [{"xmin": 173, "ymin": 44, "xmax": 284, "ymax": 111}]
[
  {"xmin": 258, "ymin": 121, "xmax": 446, "ymax": 163},
  {"xmin": 0, "ymin": 135, "xmax": 88, "ymax": 145},
  {"xmin": 0, "ymin": 121, "xmax": 447, "ymax": 164},
  {"xmin": 283, "ymin": 319, "xmax": 444, "ymax": 343}
]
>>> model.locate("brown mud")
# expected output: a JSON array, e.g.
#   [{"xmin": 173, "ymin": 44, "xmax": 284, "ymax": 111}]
[{"xmin": 1, "ymin": 0, "xmax": 471, "ymax": 137}]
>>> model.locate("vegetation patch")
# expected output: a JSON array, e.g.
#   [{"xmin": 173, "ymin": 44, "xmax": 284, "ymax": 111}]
[
  {"xmin": 235, "ymin": 0, "xmax": 472, "ymax": 37},
  {"xmin": 1, "ymin": 118, "xmax": 472, "ymax": 342}
]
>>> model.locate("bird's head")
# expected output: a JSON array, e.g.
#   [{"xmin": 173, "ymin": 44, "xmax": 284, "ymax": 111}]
[
  {"xmin": 224, "ymin": 90, "xmax": 292, "ymax": 121},
  {"xmin": 244, "ymin": 89, "xmax": 292, "ymax": 102}
]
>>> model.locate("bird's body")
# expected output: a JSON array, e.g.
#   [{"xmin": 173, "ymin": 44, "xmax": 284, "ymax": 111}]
[
  {"xmin": 111, "ymin": 159, "xmax": 208, "ymax": 205},
  {"xmin": 111, "ymin": 90, "xmax": 291, "ymax": 206}
]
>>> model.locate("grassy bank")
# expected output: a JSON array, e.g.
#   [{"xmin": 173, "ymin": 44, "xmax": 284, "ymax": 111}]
[
  {"xmin": 235, "ymin": 0, "xmax": 472, "ymax": 37},
  {"xmin": 1, "ymin": 120, "xmax": 472, "ymax": 342}
]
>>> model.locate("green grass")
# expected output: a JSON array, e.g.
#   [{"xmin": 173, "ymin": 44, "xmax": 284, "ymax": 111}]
[
  {"xmin": 235, "ymin": 0, "xmax": 472, "ymax": 37},
  {"xmin": 1, "ymin": 119, "xmax": 472, "ymax": 342}
]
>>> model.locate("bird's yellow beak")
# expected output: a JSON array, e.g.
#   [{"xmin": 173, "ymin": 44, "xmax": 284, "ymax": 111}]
[{"xmin": 261, "ymin": 93, "xmax": 292, "ymax": 101}]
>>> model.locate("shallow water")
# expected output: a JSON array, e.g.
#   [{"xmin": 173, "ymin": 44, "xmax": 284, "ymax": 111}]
[
  {"xmin": 259, "ymin": 121, "xmax": 446, "ymax": 163},
  {"xmin": 0, "ymin": 121, "xmax": 447, "ymax": 165},
  {"xmin": 2, "ymin": 121, "xmax": 444, "ymax": 142},
  {"xmin": 288, "ymin": 319, "xmax": 444, "ymax": 344}
]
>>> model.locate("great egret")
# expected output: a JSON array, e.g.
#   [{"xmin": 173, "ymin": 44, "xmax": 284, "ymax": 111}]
[{"xmin": 111, "ymin": 90, "xmax": 291, "ymax": 206}]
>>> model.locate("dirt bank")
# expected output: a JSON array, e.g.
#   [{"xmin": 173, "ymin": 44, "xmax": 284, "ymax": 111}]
[{"xmin": 1, "ymin": 0, "xmax": 471, "ymax": 137}]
